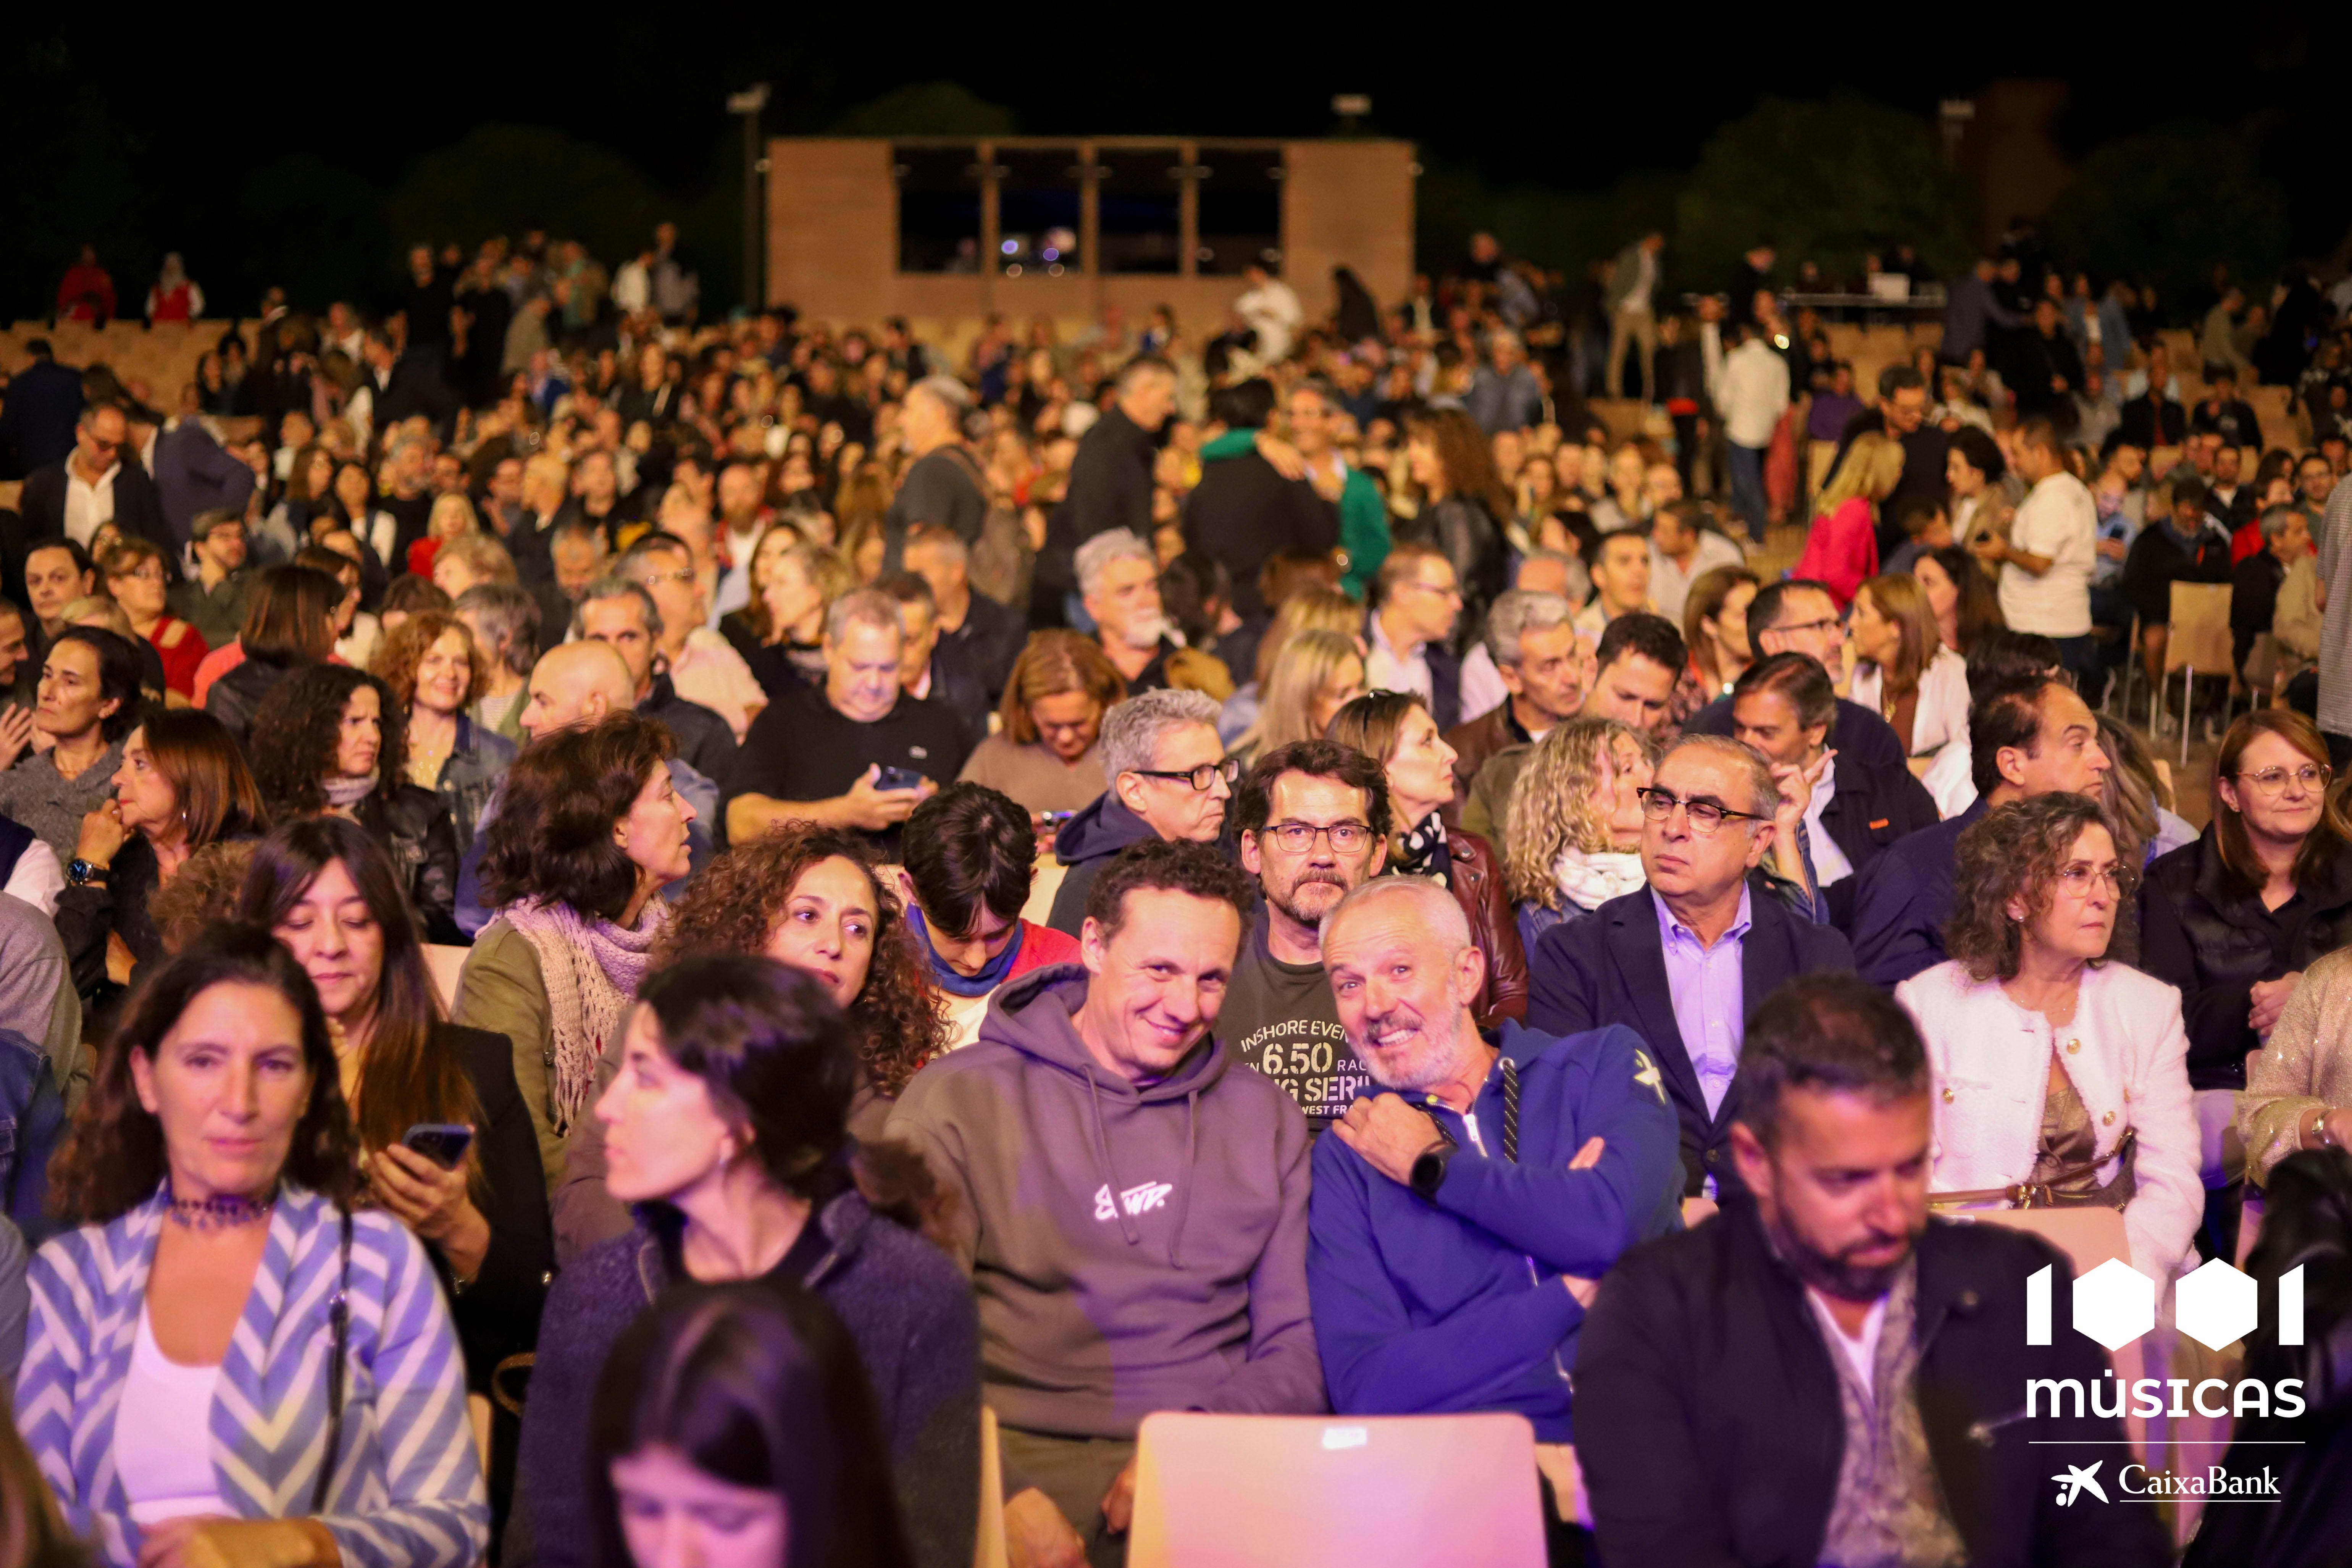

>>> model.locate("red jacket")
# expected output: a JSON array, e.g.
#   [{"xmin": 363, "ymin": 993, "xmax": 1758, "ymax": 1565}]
[{"xmin": 1793, "ymin": 495, "xmax": 1881, "ymax": 608}]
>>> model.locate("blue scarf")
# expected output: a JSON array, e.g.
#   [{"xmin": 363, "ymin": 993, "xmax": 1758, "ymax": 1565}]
[{"xmin": 907, "ymin": 905, "xmax": 1027, "ymax": 997}]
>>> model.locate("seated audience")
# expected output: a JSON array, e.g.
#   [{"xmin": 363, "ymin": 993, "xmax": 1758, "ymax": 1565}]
[
  {"xmin": 1327, "ymin": 690, "xmax": 1529, "ymax": 1025},
  {"xmin": 573, "ymin": 575, "xmax": 738, "ymax": 782},
  {"xmin": 1793, "ymin": 430, "xmax": 1898, "ymax": 605},
  {"xmin": 2239, "ymin": 946, "xmax": 2352, "ymax": 1187},
  {"xmin": 0, "ymin": 627, "xmax": 140, "ymax": 862},
  {"xmin": 877, "ymin": 571, "xmax": 993, "ymax": 746},
  {"xmin": 248, "ymin": 665, "xmax": 462, "ymax": 943},
  {"xmin": 1914, "ymin": 541, "xmax": 2005, "ymax": 660},
  {"xmin": 515, "ymin": 955, "xmax": 977, "ymax": 1568},
  {"xmin": 1444, "ymin": 588, "xmax": 1587, "ymax": 814},
  {"xmin": 723, "ymin": 588, "xmax": 970, "ymax": 854},
  {"xmin": 2094, "ymin": 711, "xmax": 2199, "ymax": 870},
  {"xmin": 1681, "ymin": 564, "xmax": 1758, "ymax": 704},
  {"xmin": 1306, "ymin": 876, "xmax": 1680, "ymax": 1510},
  {"xmin": 98, "ymin": 539, "xmax": 205, "ymax": 700},
  {"xmin": 456, "ymin": 714, "xmax": 692, "ymax": 1194},
  {"xmin": 372, "ymin": 610, "xmax": 515, "ymax": 849},
  {"xmin": 165, "ymin": 507, "xmax": 255, "ymax": 650},
  {"xmin": 452, "ymin": 582, "xmax": 539, "ymax": 742},
  {"xmin": 1646, "ymin": 500, "xmax": 1747, "ymax": 627},
  {"xmin": 1225, "ymin": 740, "xmax": 1392, "ymax": 1127},
  {"xmin": 1574, "ymin": 972, "xmax": 2169, "ymax": 1567},
  {"xmin": 959, "ymin": 631, "xmax": 1126, "ymax": 818},
  {"xmin": 1571, "ymin": 531, "xmax": 1654, "ymax": 638},
  {"xmin": 1684, "ymin": 578, "xmax": 1908, "ymax": 770},
  {"xmin": 1230, "ymin": 629, "xmax": 1366, "ymax": 770},
  {"xmin": 55, "ymin": 710, "xmax": 263, "ymax": 1018},
  {"xmin": 906, "ymin": 528, "xmax": 1027, "ymax": 709},
  {"xmin": 1525, "ymin": 734, "xmax": 1856, "ymax": 1201},
  {"xmin": 1077, "ymin": 528, "xmax": 1196, "ymax": 694},
  {"xmin": 202, "ymin": 564, "xmax": 344, "ymax": 745},
  {"xmin": 241, "ymin": 818, "xmax": 551, "ymax": 1441},
  {"xmin": 1731, "ymin": 652, "xmax": 1939, "ymax": 930},
  {"xmin": 886, "ymin": 841, "xmax": 1324, "ymax": 1568},
  {"xmin": 1362, "ymin": 543, "xmax": 1467, "ymax": 729},
  {"xmin": 898, "ymin": 784, "xmax": 1079, "ymax": 1048},
  {"xmin": 719, "ymin": 530, "xmax": 847, "ymax": 699},
  {"xmin": 1220, "ymin": 586, "xmax": 1362, "ymax": 744},
  {"xmin": 1897, "ymin": 794, "xmax": 2201, "ymax": 1278},
  {"xmin": 2122, "ymin": 475, "xmax": 2232, "ymax": 693},
  {"xmin": 1851, "ymin": 673, "xmax": 2111, "ymax": 986},
  {"xmin": 556, "ymin": 826, "xmax": 952, "ymax": 1259},
  {"xmin": 1504, "ymin": 716, "xmax": 1652, "ymax": 948},
  {"xmin": 19, "ymin": 929, "xmax": 489, "ymax": 1568},
  {"xmin": 586, "ymin": 1283, "xmax": 920, "ymax": 1568},
  {"xmin": 1044, "ymin": 686, "xmax": 1233, "ymax": 936},
  {"xmin": 1845, "ymin": 571, "xmax": 1967, "ymax": 768},
  {"xmin": 617, "ymin": 530, "xmax": 766, "ymax": 742}
]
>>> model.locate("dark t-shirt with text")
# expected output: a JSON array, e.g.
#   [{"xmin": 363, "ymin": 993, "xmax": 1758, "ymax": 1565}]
[{"xmin": 1219, "ymin": 912, "xmax": 1367, "ymax": 1128}]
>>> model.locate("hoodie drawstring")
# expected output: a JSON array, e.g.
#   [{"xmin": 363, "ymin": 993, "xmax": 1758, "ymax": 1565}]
[
  {"xmin": 1168, "ymin": 1090, "xmax": 1199, "ymax": 1269},
  {"xmin": 1083, "ymin": 1067, "xmax": 1143, "ymax": 1247}
]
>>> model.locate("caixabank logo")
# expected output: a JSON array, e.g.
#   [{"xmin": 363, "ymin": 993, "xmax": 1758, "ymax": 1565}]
[{"xmin": 2024, "ymin": 1256, "xmax": 2302, "ymax": 1503}]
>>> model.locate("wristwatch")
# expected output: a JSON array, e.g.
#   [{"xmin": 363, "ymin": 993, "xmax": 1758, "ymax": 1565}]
[
  {"xmin": 65, "ymin": 857, "xmax": 109, "ymax": 887},
  {"xmin": 1409, "ymin": 1137, "xmax": 1458, "ymax": 1202}
]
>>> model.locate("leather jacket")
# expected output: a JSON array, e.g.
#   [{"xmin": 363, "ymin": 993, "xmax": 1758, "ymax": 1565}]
[
  {"xmin": 356, "ymin": 783, "xmax": 465, "ymax": 945},
  {"xmin": 1446, "ymin": 827, "xmax": 1529, "ymax": 1027}
]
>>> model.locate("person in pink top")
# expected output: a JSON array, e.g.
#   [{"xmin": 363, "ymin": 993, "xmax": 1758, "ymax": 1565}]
[{"xmin": 1794, "ymin": 431, "xmax": 1901, "ymax": 607}]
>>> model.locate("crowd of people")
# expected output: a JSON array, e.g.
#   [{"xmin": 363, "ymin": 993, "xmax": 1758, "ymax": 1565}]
[{"xmin": 0, "ymin": 218, "xmax": 2348, "ymax": 1568}]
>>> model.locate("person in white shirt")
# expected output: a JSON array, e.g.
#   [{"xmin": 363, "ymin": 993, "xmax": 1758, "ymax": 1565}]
[
  {"xmin": 1648, "ymin": 500, "xmax": 1748, "ymax": 627},
  {"xmin": 1574, "ymin": 532, "xmax": 1655, "ymax": 638},
  {"xmin": 1235, "ymin": 264, "xmax": 1304, "ymax": 368},
  {"xmin": 1715, "ymin": 323, "xmax": 1791, "ymax": 539},
  {"xmin": 1971, "ymin": 418, "xmax": 2099, "ymax": 697}
]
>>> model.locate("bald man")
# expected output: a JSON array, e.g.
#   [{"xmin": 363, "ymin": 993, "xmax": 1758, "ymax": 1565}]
[{"xmin": 450, "ymin": 642, "xmax": 720, "ymax": 935}]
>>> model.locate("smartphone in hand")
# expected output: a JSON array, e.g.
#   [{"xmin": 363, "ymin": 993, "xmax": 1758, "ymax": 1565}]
[{"xmin": 401, "ymin": 1123, "xmax": 475, "ymax": 1170}]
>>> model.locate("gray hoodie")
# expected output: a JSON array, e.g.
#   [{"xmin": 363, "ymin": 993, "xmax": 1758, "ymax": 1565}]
[{"xmin": 886, "ymin": 962, "xmax": 1324, "ymax": 1473}]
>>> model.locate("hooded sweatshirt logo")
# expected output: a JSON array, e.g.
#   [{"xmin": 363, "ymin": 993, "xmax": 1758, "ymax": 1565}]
[{"xmin": 1095, "ymin": 1180, "xmax": 1175, "ymax": 1222}]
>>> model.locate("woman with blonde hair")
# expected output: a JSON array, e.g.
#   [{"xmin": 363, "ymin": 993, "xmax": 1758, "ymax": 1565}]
[
  {"xmin": 720, "ymin": 531, "xmax": 852, "ymax": 695},
  {"xmin": 407, "ymin": 493, "xmax": 479, "ymax": 580},
  {"xmin": 1219, "ymin": 588, "xmax": 1362, "ymax": 743},
  {"xmin": 1229, "ymin": 630, "xmax": 1366, "ymax": 767},
  {"xmin": 1846, "ymin": 572, "xmax": 1967, "ymax": 763},
  {"xmin": 1503, "ymin": 716, "xmax": 1653, "ymax": 950},
  {"xmin": 959, "ymin": 630, "xmax": 1128, "ymax": 817},
  {"xmin": 1794, "ymin": 431, "xmax": 1902, "ymax": 606}
]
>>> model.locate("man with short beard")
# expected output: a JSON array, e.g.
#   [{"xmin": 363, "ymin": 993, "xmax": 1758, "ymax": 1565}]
[
  {"xmin": 1223, "ymin": 742, "xmax": 1392, "ymax": 1129},
  {"xmin": 1574, "ymin": 973, "xmax": 2163, "ymax": 1568},
  {"xmin": 1307, "ymin": 874, "xmax": 1680, "ymax": 1545},
  {"xmin": 1077, "ymin": 528, "xmax": 1197, "ymax": 694}
]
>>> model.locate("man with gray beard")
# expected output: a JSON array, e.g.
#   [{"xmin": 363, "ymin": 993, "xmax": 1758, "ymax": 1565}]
[
  {"xmin": 1077, "ymin": 528, "xmax": 1211, "ymax": 694},
  {"xmin": 1304, "ymin": 873, "xmax": 1682, "ymax": 1550},
  {"xmin": 1222, "ymin": 742, "xmax": 1393, "ymax": 1130}
]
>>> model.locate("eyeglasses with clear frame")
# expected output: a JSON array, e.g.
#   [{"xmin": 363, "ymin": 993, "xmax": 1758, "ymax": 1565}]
[{"xmin": 2235, "ymin": 763, "xmax": 2331, "ymax": 799}]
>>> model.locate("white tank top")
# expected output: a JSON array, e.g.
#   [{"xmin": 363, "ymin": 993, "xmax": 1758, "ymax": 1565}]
[{"xmin": 116, "ymin": 1303, "xmax": 232, "ymax": 1526}]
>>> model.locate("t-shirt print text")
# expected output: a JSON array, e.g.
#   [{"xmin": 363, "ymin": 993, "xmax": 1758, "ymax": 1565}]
[{"xmin": 1094, "ymin": 1180, "xmax": 1174, "ymax": 1221}]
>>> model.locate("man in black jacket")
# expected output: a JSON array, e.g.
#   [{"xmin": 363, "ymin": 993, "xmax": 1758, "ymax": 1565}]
[
  {"xmin": 1181, "ymin": 378, "xmax": 1337, "ymax": 620},
  {"xmin": 2230, "ymin": 504, "xmax": 2312, "ymax": 678},
  {"xmin": 0, "ymin": 339, "xmax": 85, "ymax": 478},
  {"xmin": 1683, "ymin": 579, "xmax": 1908, "ymax": 772},
  {"xmin": 16, "ymin": 403, "xmax": 176, "ymax": 570},
  {"xmin": 1575, "ymin": 973, "xmax": 2168, "ymax": 1568},
  {"xmin": 572, "ymin": 576, "xmax": 737, "ymax": 783},
  {"xmin": 1034, "ymin": 355, "xmax": 1176, "ymax": 623},
  {"xmin": 1731, "ymin": 652, "xmax": 1939, "ymax": 931},
  {"xmin": 1525, "ymin": 734, "xmax": 1855, "ymax": 1199}
]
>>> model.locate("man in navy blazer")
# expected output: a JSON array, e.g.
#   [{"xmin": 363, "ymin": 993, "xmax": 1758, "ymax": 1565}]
[
  {"xmin": 16, "ymin": 402, "xmax": 177, "ymax": 573},
  {"xmin": 1526, "ymin": 733, "xmax": 1854, "ymax": 1199},
  {"xmin": 136, "ymin": 407, "xmax": 256, "ymax": 551}
]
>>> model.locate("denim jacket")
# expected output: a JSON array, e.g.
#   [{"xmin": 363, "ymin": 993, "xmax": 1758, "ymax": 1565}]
[{"xmin": 434, "ymin": 713, "xmax": 517, "ymax": 851}]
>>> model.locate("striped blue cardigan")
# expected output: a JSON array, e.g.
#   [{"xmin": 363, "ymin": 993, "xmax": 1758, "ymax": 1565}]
[{"xmin": 13, "ymin": 1184, "xmax": 489, "ymax": 1568}]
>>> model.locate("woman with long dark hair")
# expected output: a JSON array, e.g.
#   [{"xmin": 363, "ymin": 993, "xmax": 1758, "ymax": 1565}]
[
  {"xmin": 238, "ymin": 818, "xmax": 552, "ymax": 1416},
  {"xmin": 590, "ymin": 1284, "xmax": 914, "ymax": 1568},
  {"xmin": 202, "ymin": 564, "xmax": 345, "ymax": 745},
  {"xmin": 57, "ymin": 709, "xmax": 265, "ymax": 1015},
  {"xmin": 18, "ymin": 929, "xmax": 488, "ymax": 1568},
  {"xmin": 1400, "ymin": 407, "xmax": 1511, "ymax": 633},
  {"xmin": 516, "ymin": 956, "xmax": 976, "ymax": 1568},
  {"xmin": 248, "ymin": 665, "xmax": 463, "ymax": 943}
]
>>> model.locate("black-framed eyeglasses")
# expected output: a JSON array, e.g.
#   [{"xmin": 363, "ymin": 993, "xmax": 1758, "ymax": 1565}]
[
  {"xmin": 1636, "ymin": 785, "xmax": 1771, "ymax": 837},
  {"xmin": 2236, "ymin": 763, "xmax": 2331, "ymax": 799},
  {"xmin": 1132, "ymin": 757, "xmax": 1241, "ymax": 792},
  {"xmin": 1256, "ymin": 820, "xmax": 1374, "ymax": 854},
  {"xmin": 1774, "ymin": 616, "xmax": 1842, "ymax": 638}
]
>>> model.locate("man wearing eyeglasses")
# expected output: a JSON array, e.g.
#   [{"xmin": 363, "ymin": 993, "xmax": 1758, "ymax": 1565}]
[
  {"xmin": 1046, "ymin": 688, "xmax": 1237, "ymax": 938},
  {"xmin": 1224, "ymin": 741, "xmax": 1391, "ymax": 1129},
  {"xmin": 617, "ymin": 531, "xmax": 765, "ymax": 743},
  {"xmin": 1682, "ymin": 578, "xmax": 1909, "ymax": 772},
  {"xmin": 18, "ymin": 402, "xmax": 173, "ymax": 567},
  {"xmin": 1364, "ymin": 543, "xmax": 1468, "ymax": 729},
  {"xmin": 1527, "ymin": 735, "xmax": 1855, "ymax": 1205}
]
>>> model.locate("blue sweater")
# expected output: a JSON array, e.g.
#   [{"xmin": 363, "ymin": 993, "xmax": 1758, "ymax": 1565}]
[{"xmin": 1306, "ymin": 1021, "xmax": 1683, "ymax": 1442}]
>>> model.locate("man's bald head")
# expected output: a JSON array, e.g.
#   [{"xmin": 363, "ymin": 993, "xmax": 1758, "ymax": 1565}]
[{"xmin": 520, "ymin": 640, "xmax": 636, "ymax": 740}]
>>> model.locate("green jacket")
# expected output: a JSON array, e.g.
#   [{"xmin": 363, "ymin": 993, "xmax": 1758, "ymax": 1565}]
[
  {"xmin": 451, "ymin": 919, "xmax": 562, "ymax": 1196},
  {"xmin": 1198, "ymin": 430, "xmax": 1389, "ymax": 599}
]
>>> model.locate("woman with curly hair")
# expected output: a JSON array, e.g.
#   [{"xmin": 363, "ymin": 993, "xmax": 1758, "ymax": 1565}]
[
  {"xmin": 247, "ymin": 664, "xmax": 463, "ymax": 943},
  {"xmin": 454, "ymin": 714, "xmax": 694, "ymax": 1201},
  {"xmin": 1503, "ymin": 717, "xmax": 1652, "ymax": 950},
  {"xmin": 1894, "ymin": 793, "xmax": 2200, "ymax": 1279},
  {"xmin": 551, "ymin": 824, "xmax": 949, "ymax": 1262},
  {"xmin": 370, "ymin": 609, "xmax": 515, "ymax": 848}
]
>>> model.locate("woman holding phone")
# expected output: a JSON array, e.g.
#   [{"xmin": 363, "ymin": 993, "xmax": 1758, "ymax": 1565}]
[{"xmin": 238, "ymin": 817, "xmax": 553, "ymax": 1428}]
